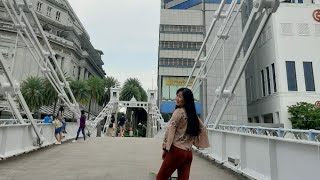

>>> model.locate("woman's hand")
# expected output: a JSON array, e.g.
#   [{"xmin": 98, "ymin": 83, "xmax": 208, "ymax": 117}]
[{"xmin": 162, "ymin": 150, "xmax": 167, "ymax": 160}]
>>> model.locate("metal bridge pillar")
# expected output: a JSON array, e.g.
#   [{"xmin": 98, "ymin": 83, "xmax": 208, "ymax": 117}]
[
  {"xmin": 110, "ymin": 87, "xmax": 120, "ymax": 101},
  {"xmin": 147, "ymin": 90, "xmax": 157, "ymax": 137}
]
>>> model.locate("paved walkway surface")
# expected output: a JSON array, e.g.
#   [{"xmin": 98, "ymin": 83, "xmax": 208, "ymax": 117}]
[{"xmin": 0, "ymin": 137, "xmax": 247, "ymax": 180}]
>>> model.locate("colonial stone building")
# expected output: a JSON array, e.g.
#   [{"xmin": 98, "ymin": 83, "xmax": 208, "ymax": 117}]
[{"xmin": 0, "ymin": 0, "xmax": 105, "ymax": 118}]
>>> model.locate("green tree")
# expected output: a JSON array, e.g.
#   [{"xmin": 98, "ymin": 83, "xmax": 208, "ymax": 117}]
[
  {"xmin": 87, "ymin": 76, "xmax": 106, "ymax": 120},
  {"xmin": 99, "ymin": 76, "xmax": 120, "ymax": 106},
  {"xmin": 120, "ymin": 83, "xmax": 141, "ymax": 101},
  {"xmin": 70, "ymin": 80, "xmax": 89, "ymax": 105},
  {"xmin": 288, "ymin": 102, "xmax": 320, "ymax": 130},
  {"xmin": 120, "ymin": 78, "xmax": 147, "ymax": 101},
  {"xmin": 21, "ymin": 76, "xmax": 44, "ymax": 113},
  {"xmin": 42, "ymin": 79, "xmax": 58, "ymax": 115},
  {"xmin": 42, "ymin": 71, "xmax": 72, "ymax": 115}
]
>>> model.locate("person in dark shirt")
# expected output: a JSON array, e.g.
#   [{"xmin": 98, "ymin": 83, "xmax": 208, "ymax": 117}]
[
  {"xmin": 107, "ymin": 115, "xmax": 115, "ymax": 136},
  {"xmin": 72, "ymin": 110, "xmax": 86, "ymax": 143},
  {"xmin": 57, "ymin": 106, "xmax": 67, "ymax": 134},
  {"xmin": 118, "ymin": 115, "xmax": 126, "ymax": 137}
]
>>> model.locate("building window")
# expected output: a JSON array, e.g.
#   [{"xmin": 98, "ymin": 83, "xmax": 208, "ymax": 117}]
[
  {"xmin": 303, "ymin": 62, "xmax": 315, "ymax": 91},
  {"xmin": 73, "ymin": 66, "xmax": 76, "ymax": 76},
  {"xmin": 261, "ymin": 70, "xmax": 266, "ymax": 97},
  {"xmin": 159, "ymin": 58, "xmax": 197, "ymax": 68},
  {"xmin": 266, "ymin": 67, "xmax": 271, "ymax": 95},
  {"xmin": 159, "ymin": 41, "xmax": 202, "ymax": 51},
  {"xmin": 286, "ymin": 61, "xmax": 298, "ymax": 91},
  {"xmin": 160, "ymin": 25, "xmax": 204, "ymax": 34},
  {"xmin": 78, "ymin": 67, "xmax": 81, "ymax": 80},
  {"xmin": 263, "ymin": 113, "xmax": 273, "ymax": 123},
  {"xmin": 56, "ymin": 11, "xmax": 61, "ymax": 21},
  {"xmin": 271, "ymin": 63, "xmax": 277, "ymax": 93},
  {"xmin": 298, "ymin": 0, "xmax": 303, "ymax": 3},
  {"xmin": 47, "ymin": 6, "xmax": 52, "ymax": 17},
  {"xmin": 36, "ymin": 2, "xmax": 42, "ymax": 12}
]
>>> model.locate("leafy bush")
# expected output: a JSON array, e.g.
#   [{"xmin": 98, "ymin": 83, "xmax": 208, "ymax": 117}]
[{"xmin": 288, "ymin": 102, "xmax": 320, "ymax": 130}]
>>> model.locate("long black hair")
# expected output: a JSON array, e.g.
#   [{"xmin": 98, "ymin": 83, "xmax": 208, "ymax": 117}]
[{"xmin": 175, "ymin": 88, "xmax": 200, "ymax": 136}]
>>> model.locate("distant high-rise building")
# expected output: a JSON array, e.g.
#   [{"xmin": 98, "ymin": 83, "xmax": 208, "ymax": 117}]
[{"xmin": 158, "ymin": 0, "xmax": 247, "ymax": 125}]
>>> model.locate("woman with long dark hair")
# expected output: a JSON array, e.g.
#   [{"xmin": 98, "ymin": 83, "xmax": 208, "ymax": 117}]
[{"xmin": 157, "ymin": 88, "xmax": 209, "ymax": 180}]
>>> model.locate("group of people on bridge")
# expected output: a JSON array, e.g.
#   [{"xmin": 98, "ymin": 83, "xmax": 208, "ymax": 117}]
[
  {"xmin": 44, "ymin": 106, "xmax": 87, "ymax": 144},
  {"xmin": 43, "ymin": 87, "xmax": 209, "ymax": 180},
  {"xmin": 106, "ymin": 114, "xmax": 126, "ymax": 137}
]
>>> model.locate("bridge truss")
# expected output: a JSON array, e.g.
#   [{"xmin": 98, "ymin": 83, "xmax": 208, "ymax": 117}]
[
  {"xmin": 87, "ymin": 88, "xmax": 164, "ymax": 138},
  {"xmin": 0, "ymin": 0, "xmax": 81, "ymax": 144},
  {"xmin": 186, "ymin": 0, "xmax": 280, "ymax": 128}
]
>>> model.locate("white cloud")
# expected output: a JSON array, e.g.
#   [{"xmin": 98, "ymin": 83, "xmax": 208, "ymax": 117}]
[{"xmin": 68, "ymin": 0, "xmax": 160, "ymax": 90}]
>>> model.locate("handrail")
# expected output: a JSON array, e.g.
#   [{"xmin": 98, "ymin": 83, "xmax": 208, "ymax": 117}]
[{"xmin": 213, "ymin": 124, "xmax": 320, "ymax": 142}]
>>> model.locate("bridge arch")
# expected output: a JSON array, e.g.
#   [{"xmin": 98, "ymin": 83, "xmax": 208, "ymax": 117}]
[{"xmin": 88, "ymin": 88, "xmax": 164, "ymax": 138}]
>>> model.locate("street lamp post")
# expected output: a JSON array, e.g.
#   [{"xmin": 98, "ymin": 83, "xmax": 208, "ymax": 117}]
[{"xmin": 130, "ymin": 111, "xmax": 134, "ymax": 136}]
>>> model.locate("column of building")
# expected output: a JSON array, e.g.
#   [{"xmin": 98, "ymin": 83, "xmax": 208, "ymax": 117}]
[{"xmin": 79, "ymin": 59, "xmax": 86, "ymax": 80}]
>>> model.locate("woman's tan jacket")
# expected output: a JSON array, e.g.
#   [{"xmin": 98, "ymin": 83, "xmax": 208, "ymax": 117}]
[{"xmin": 163, "ymin": 108, "xmax": 210, "ymax": 151}]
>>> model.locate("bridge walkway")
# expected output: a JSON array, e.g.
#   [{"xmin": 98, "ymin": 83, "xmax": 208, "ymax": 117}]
[{"xmin": 0, "ymin": 137, "xmax": 247, "ymax": 180}]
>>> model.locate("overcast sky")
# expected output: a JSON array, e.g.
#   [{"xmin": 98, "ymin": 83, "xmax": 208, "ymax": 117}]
[{"xmin": 68, "ymin": 0, "xmax": 160, "ymax": 91}]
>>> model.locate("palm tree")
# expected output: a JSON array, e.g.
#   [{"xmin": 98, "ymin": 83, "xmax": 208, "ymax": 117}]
[
  {"xmin": 21, "ymin": 76, "xmax": 44, "ymax": 113},
  {"xmin": 70, "ymin": 80, "xmax": 89, "ymax": 105},
  {"xmin": 120, "ymin": 83, "xmax": 141, "ymax": 101},
  {"xmin": 87, "ymin": 76, "xmax": 106, "ymax": 120},
  {"xmin": 139, "ymin": 86, "xmax": 148, "ymax": 101},
  {"xmin": 99, "ymin": 76, "xmax": 120, "ymax": 106},
  {"xmin": 42, "ymin": 71, "xmax": 71, "ymax": 115},
  {"xmin": 42, "ymin": 79, "xmax": 58, "ymax": 115},
  {"xmin": 120, "ymin": 78, "xmax": 147, "ymax": 101}
]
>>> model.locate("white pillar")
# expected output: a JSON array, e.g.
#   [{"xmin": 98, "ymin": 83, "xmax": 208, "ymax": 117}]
[
  {"xmin": 273, "ymin": 112, "xmax": 280, "ymax": 124},
  {"xmin": 85, "ymin": 71, "xmax": 89, "ymax": 80},
  {"xmin": 80, "ymin": 67, "xmax": 85, "ymax": 80},
  {"xmin": 259, "ymin": 115, "xmax": 264, "ymax": 123}
]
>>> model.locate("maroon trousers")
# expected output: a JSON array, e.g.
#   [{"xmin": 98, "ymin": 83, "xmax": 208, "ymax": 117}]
[{"xmin": 157, "ymin": 145, "xmax": 193, "ymax": 180}]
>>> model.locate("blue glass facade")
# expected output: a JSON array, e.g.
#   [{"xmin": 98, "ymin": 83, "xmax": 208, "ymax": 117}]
[
  {"xmin": 169, "ymin": 0, "xmax": 240, "ymax": 10},
  {"xmin": 161, "ymin": 101, "xmax": 201, "ymax": 114}
]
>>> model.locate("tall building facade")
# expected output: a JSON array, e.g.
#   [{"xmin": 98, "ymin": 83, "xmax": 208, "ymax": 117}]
[
  {"xmin": 0, "ymin": 0, "xmax": 105, "ymax": 117},
  {"xmin": 244, "ymin": 1, "xmax": 320, "ymax": 128},
  {"xmin": 158, "ymin": 0, "xmax": 248, "ymax": 125}
]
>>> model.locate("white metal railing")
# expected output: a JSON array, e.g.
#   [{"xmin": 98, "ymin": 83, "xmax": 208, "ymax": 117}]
[
  {"xmin": 0, "ymin": 119, "xmax": 45, "ymax": 125},
  {"xmin": 2, "ymin": 0, "xmax": 81, "ymax": 118},
  {"xmin": 195, "ymin": 128, "xmax": 320, "ymax": 180},
  {"xmin": 0, "ymin": 122, "xmax": 96, "ymax": 159},
  {"xmin": 214, "ymin": 124, "xmax": 320, "ymax": 142}
]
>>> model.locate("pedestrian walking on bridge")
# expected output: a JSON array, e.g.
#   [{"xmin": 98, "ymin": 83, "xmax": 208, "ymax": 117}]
[
  {"xmin": 118, "ymin": 115, "xmax": 126, "ymax": 137},
  {"xmin": 72, "ymin": 110, "xmax": 87, "ymax": 143}
]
